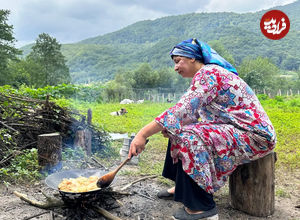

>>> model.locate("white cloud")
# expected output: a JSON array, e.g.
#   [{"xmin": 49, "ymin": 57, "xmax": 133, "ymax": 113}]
[
  {"xmin": 0, "ymin": 0, "xmax": 297, "ymax": 48},
  {"xmin": 197, "ymin": 0, "xmax": 296, "ymax": 13},
  {"xmin": 2, "ymin": 0, "xmax": 167, "ymax": 47}
]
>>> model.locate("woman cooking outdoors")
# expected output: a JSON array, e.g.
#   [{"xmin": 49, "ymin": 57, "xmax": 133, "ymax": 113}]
[{"xmin": 128, "ymin": 38, "xmax": 276, "ymax": 220}]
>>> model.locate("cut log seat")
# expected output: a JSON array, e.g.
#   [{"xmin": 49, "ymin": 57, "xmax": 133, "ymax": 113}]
[{"xmin": 229, "ymin": 152, "xmax": 276, "ymax": 217}]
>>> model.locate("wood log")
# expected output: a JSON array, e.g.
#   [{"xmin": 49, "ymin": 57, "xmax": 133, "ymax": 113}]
[
  {"xmin": 229, "ymin": 152, "xmax": 276, "ymax": 217},
  {"xmin": 14, "ymin": 191, "xmax": 64, "ymax": 208},
  {"xmin": 93, "ymin": 206, "xmax": 122, "ymax": 220},
  {"xmin": 37, "ymin": 133, "xmax": 62, "ymax": 173}
]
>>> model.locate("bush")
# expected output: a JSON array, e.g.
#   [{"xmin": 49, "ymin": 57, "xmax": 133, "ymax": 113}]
[
  {"xmin": 0, "ymin": 148, "xmax": 42, "ymax": 183},
  {"xmin": 257, "ymin": 94, "xmax": 269, "ymax": 101},
  {"xmin": 274, "ymin": 95, "xmax": 284, "ymax": 102}
]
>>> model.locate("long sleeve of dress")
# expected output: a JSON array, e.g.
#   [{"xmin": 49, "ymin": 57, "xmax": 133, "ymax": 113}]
[{"xmin": 155, "ymin": 68, "xmax": 219, "ymax": 136}]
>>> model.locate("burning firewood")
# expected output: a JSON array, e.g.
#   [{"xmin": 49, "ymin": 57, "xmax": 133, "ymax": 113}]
[
  {"xmin": 13, "ymin": 190, "xmax": 126, "ymax": 220},
  {"xmin": 13, "ymin": 191, "xmax": 64, "ymax": 209},
  {"xmin": 93, "ymin": 206, "xmax": 122, "ymax": 220}
]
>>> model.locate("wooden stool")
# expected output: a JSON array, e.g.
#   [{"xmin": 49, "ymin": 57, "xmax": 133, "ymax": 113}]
[{"xmin": 229, "ymin": 152, "xmax": 276, "ymax": 217}]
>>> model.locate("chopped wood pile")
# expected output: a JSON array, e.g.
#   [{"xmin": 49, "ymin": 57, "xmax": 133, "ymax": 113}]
[{"xmin": 0, "ymin": 92, "xmax": 110, "ymax": 168}]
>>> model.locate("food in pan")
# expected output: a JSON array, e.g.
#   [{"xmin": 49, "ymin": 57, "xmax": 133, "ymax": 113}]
[{"xmin": 58, "ymin": 175, "xmax": 99, "ymax": 192}]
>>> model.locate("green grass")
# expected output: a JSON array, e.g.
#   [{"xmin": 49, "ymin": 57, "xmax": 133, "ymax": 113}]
[
  {"xmin": 261, "ymin": 98, "xmax": 300, "ymax": 170},
  {"xmin": 57, "ymin": 96, "xmax": 300, "ymax": 173},
  {"xmin": 65, "ymin": 100, "xmax": 173, "ymax": 133},
  {"xmin": 275, "ymin": 188, "xmax": 291, "ymax": 198}
]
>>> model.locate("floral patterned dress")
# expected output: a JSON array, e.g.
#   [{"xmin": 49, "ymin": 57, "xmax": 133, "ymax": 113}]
[{"xmin": 155, "ymin": 64, "xmax": 276, "ymax": 194}]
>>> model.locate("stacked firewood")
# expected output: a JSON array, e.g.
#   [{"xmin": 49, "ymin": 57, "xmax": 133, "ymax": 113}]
[{"xmin": 0, "ymin": 92, "xmax": 110, "ymax": 168}]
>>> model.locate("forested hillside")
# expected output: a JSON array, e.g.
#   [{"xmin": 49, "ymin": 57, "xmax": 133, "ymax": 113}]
[{"xmin": 21, "ymin": 0, "xmax": 300, "ymax": 83}]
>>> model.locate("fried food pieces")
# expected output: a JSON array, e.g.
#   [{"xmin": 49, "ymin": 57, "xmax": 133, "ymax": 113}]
[{"xmin": 58, "ymin": 175, "xmax": 99, "ymax": 192}]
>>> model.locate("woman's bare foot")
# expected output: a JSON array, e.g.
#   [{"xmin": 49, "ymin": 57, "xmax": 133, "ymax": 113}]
[
  {"xmin": 157, "ymin": 186, "xmax": 175, "ymax": 200},
  {"xmin": 167, "ymin": 186, "xmax": 175, "ymax": 194},
  {"xmin": 185, "ymin": 207, "xmax": 204, "ymax": 214}
]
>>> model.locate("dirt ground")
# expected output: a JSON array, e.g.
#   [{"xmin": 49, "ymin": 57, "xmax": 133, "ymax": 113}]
[{"xmin": 1, "ymin": 165, "xmax": 299, "ymax": 220}]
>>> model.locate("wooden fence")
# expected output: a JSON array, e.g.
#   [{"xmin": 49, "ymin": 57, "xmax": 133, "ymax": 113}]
[
  {"xmin": 123, "ymin": 88, "xmax": 300, "ymax": 103},
  {"xmin": 255, "ymin": 89, "xmax": 300, "ymax": 97}
]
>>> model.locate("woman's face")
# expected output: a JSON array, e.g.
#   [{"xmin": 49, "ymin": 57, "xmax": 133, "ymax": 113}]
[{"xmin": 173, "ymin": 56, "xmax": 197, "ymax": 78}]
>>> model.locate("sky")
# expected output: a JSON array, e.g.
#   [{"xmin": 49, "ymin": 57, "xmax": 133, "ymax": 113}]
[{"xmin": 0, "ymin": 0, "xmax": 297, "ymax": 48}]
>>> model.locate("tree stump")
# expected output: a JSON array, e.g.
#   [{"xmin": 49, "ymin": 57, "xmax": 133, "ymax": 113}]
[
  {"xmin": 229, "ymin": 152, "xmax": 276, "ymax": 217},
  {"xmin": 74, "ymin": 128, "xmax": 85, "ymax": 149},
  {"xmin": 37, "ymin": 132, "xmax": 62, "ymax": 174},
  {"xmin": 73, "ymin": 109, "xmax": 92, "ymax": 155},
  {"xmin": 74, "ymin": 128, "xmax": 92, "ymax": 156}
]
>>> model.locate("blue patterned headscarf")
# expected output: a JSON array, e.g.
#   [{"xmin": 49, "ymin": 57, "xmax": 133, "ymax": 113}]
[{"xmin": 170, "ymin": 38, "xmax": 238, "ymax": 75}]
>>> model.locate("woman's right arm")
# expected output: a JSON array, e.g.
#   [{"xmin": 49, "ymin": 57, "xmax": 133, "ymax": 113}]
[
  {"xmin": 155, "ymin": 68, "xmax": 218, "ymax": 137},
  {"xmin": 128, "ymin": 121, "xmax": 163, "ymax": 157}
]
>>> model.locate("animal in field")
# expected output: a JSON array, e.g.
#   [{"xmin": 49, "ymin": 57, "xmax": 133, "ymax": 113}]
[
  {"xmin": 110, "ymin": 108, "xmax": 128, "ymax": 116},
  {"xmin": 120, "ymin": 99, "xmax": 134, "ymax": 104}
]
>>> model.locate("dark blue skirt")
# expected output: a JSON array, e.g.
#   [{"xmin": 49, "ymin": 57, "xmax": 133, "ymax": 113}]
[{"xmin": 162, "ymin": 139, "xmax": 216, "ymax": 211}]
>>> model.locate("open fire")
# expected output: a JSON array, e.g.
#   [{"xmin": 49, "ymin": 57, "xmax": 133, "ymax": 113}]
[{"xmin": 61, "ymin": 189, "xmax": 121, "ymax": 220}]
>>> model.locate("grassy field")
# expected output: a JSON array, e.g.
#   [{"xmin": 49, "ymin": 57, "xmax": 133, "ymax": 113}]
[
  {"xmin": 260, "ymin": 96, "xmax": 300, "ymax": 169},
  {"xmin": 60, "ymin": 96, "xmax": 300, "ymax": 174}
]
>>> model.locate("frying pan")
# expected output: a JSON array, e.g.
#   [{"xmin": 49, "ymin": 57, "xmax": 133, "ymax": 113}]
[{"xmin": 45, "ymin": 169, "xmax": 114, "ymax": 203}]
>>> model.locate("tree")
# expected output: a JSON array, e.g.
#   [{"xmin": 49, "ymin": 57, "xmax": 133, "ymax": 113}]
[
  {"xmin": 157, "ymin": 68, "xmax": 174, "ymax": 88},
  {"xmin": 0, "ymin": 10, "xmax": 21, "ymax": 85},
  {"xmin": 238, "ymin": 57, "xmax": 280, "ymax": 91},
  {"xmin": 114, "ymin": 70, "xmax": 135, "ymax": 88},
  {"xmin": 208, "ymin": 40, "xmax": 235, "ymax": 65},
  {"xmin": 294, "ymin": 70, "xmax": 300, "ymax": 91},
  {"xmin": 28, "ymin": 33, "xmax": 70, "ymax": 87},
  {"xmin": 8, "ymin": 58, "xmax": 44, "ymax": 87},
  {"xmin": 132, "ymin": 63, "xmax": 159, "ymax": 88},
  {"xmin": 281, "ymin": 56, "xmax": 300, "ymax": 71},
  {"xmin": 102, "ymin": 80, "xmax": 133, "ymax": 102}
]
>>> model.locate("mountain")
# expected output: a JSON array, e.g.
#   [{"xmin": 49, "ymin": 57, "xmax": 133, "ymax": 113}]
[{"xmin": 21, "ymin": 0, "xmax": 300, "ymax": 83}]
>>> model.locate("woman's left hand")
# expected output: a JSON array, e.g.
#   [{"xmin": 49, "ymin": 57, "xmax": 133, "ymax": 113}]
[
  {"xmin": 128, "ymin": 135, "xmax": 147, "ymax": 158},
  {"xmin": 161, "ymin": 129, "xmax": 170, "ymax": 138}
]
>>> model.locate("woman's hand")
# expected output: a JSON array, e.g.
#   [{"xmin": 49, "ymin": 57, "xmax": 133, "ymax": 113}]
[
  {"xmin": 128, "ymin": 135, "xmax": 147, "ymax": 158},
  {"xmin": 127, "ymin": 120, "xmax": 163, "ymax": 159},
  {"xmin": 161, "ymin": 129, "xmax": 170, "ymax": 138}
]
